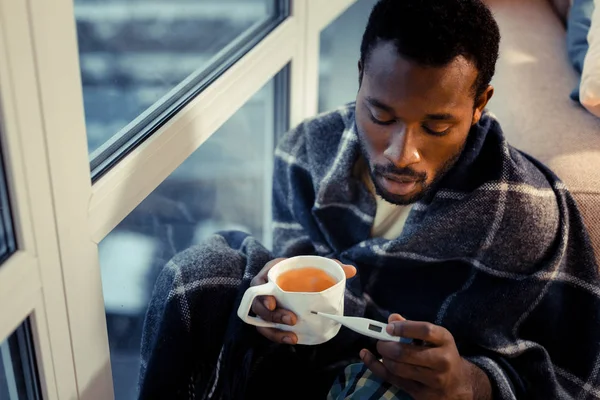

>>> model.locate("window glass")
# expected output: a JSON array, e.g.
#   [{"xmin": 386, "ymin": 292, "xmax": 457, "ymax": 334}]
[
  {"xmin": 0, "ymin": 321, "xmax": 41, "ymax": 400},
  {"xmin": 99, "ymin": 70, "xmax": 287, "ymax": 399},
  {"xmin": 75, "ymin": 0, "xmax": 288, "ymax": 178},
  {"xmin": 0, "ymin": 130, "xmax": 16, "ymax": 265},
  {"xmin": 319, "ymin": 0, "xmax": 377, "ymax": 113}
]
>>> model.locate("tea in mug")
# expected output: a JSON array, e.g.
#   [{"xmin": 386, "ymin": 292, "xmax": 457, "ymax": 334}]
[{"xmin": 277, "ymin": 267, "xmax": 337, "ymax": 292}]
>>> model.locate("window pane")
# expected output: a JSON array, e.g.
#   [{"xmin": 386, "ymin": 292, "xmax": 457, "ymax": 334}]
[
  {"xmin": 0, "ymin": 321, "xmax": 41, "ymax": 400},
  {"xmin": 0, "ymin": 130, "xmax": 16, "ymax": 265},
  {"xmin": 319, "ymin": 0, "xmax": 377, "ymax": 113},
  {"xmin": 76, "ymin": 0, "xmax": 288, "ymax": 177},
  {"xmin": 99, "ymin": 69, "xmax": 287, "ymax": 399}
]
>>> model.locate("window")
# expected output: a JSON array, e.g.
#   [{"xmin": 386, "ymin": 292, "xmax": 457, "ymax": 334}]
[
  {"xmin": 0, "ymin": 143, "xmax": 16, "ymax": 265},
  {"xmin": 319, "ymin": 0, "xmax": 377, "ymax": 113},
  {"xmin": 0, "ymin": 0, "xmax": 373, "ymax": 396},
  {"xmin": 76, "ymin": 0, "xmax": 289, "ymax": 179},
  {"xmin": 0, "ymin": 322, "xmax": 41, "ymax": 400},
  {"xmin": 98, "ymin": 69, "xmax": 287, "ymax": 399}
]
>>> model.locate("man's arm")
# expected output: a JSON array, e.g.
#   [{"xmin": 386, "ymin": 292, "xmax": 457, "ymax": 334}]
[
  {"xmin": 272, "ymin": 123, "xmax": 320, "ymax": 257},
  {"xmin": 463, "ymin": 355, "xmax": 522, "ymax": 400},
  {"xmin": 465, "ymin": 359, "xmax": 493, "ymax": 399}
]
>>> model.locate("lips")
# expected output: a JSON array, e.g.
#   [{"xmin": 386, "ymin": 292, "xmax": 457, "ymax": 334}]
[
  {"xmin": 382, "ymin": 174, "xmax": 419, "ymax": 184},
  {"xmin": 379, "ymin": 174, "xmax": 421, "ymax": 196}
]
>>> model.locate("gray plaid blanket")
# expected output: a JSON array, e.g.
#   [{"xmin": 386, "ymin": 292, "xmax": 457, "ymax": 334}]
[
  {"xmin": 328, "ymin": 363, "xmax": 412, "ymax": 399},
  {"xmin": 139, "ymin": 104, "xmax": 600, "ymax": 399}
]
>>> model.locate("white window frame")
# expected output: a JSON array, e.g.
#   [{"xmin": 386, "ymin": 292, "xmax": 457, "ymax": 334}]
[
  {"xmin": 0, "ymin": 0, "xmax": 79, "ymax": 398},
  {"xmin": 0, "ymin": 0, "xmax": 359, "ymax": 398}
]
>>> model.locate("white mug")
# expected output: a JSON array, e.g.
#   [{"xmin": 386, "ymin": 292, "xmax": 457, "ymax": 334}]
[{"xmin": 237, "ymin": 256, "xmax": 346, "ymax": 345}]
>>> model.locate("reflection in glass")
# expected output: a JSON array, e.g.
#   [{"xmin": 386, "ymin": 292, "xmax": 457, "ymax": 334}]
[
  {"xmin": 0, "ymin": 321, "xmax": 41, "ymax": 400},
  {"xmin": 99, "ymin": 71, "xmax": 286, "ymax": 399},
  {"xmin": 319, "ymin": 0, "xmax": 378, "ymax": 113},
  {"xmin": 75, "ymin": 0, "xmax": 287, "ymax": 177}
]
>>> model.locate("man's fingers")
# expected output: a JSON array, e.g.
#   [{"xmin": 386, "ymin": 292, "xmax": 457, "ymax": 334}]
[
  {"xmin": 360, "ymin": 349, "xmax": 392, "ymax": 381},
  {"xmin": 251, "ymin": 258, "xmax": 286, "ymax": 287},
  {"xmin": 377, "ymin": 341, "xmax": 450, "ymax": 371},
  {"xmin": 251, "ymin": 295, "xmax": 275, "ymax": 317},
  {"xmin": 250, "ymin": 275, "xmax": 268, "ymax": 288},
  {"xmin": 388, "ymin": 313, "xmax": 406, "ymax": 323},
  {"xmin": 262, "ymin": 296, "xmax": 277, "ymax": 311},
  {"xmin": 257, "ymin": 327, "xmax": 297, "ymax": 345},
  {"xmin": 381, "ymin": 358, "xmax": 440, "ymax": 387},
  {"xmin": 262, "ymin": 296, "xmax": 276, "ymax": 311},
  {"xmin": 342, "ymin": 265, "xmax": 357, "ymax": 279},
  {"xmin": 332, "ymin": 260, "xmax": 357, "ymax": 279},
  {"xmin": 251, "ymin": 297, "xmax": 297, "ymax": 325},
  {"xmin": 270, "ymin": 308, "xmax": 297, "ymax": 326},
  {"xmin": 361, "ymin": 349, "xmax": 425, "ymax": 397},
  {"xmin": 386, "ymin": 321, "xmax": 450, "ymax": 346},
  {"xmin": 265, "ymin": 258, "xmax": 286, "ymax": 270}
]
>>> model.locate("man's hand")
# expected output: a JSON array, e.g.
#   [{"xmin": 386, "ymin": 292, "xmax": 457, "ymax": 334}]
[
  {"xmin": 361, "ymin": 314, "xmax": 492, "ymax": 400},
  {"xmin": 250, "ymin": 258, "xmax": 357, "ymax": 345}
]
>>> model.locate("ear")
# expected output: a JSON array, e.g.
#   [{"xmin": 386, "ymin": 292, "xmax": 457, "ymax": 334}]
[
  {"xmin": 472, "ymin": 85, "xmax": 494, "ymax": 125},
  {"xmin": 358, "ymin": 60, "xmax": 364, "ymax": 87}
]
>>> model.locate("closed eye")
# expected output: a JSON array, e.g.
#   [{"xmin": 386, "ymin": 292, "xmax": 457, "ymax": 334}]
[
  {"xmin": 369, "ymin": 113, "xmax": 395, "ymax": 126},
  {"xmin": 422, "ymin": 125, "xmax": 450, "ymax": 137}
]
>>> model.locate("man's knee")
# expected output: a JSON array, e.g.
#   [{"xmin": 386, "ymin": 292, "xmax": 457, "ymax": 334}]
[{"xmin": 169, "ymin": 233, "xmax": 249, "ymax": 282}]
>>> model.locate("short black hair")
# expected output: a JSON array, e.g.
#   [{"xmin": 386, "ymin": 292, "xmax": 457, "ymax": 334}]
[{"xmin": 360, "ymin": 0, "xmax": 500, "ymax": 100}]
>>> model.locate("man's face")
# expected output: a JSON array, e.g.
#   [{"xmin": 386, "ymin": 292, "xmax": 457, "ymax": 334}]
[{"xmin": 356, "ymin": 41, "xmax": 491, "ymax": 205}]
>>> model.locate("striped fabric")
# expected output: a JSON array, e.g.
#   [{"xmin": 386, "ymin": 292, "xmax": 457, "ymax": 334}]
[
  {"xmin": 271, "ymin": 103, "xmax": 600, "ymax": 399},
  {"xmin": 139, "ymin": 103, "xmax": 600, "ymax": 399},
  {"xmin": 328, "ymin": 363, "xmax": 413, "ymax": 400}
]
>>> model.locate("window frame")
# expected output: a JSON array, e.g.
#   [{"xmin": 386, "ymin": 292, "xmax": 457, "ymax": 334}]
[
  {"xmin": 0, "ymin": 0, "xmax": 359, "ymax": 398},
  {"xmin": 88, "ymin": 0, "xmax": 291, "ymax": 181},
  {"xmin": 1, "ymin": 321, "xmax": 43, "ymax": 400},
  {"xmin": 0, "ymin": 0, "xmax": 80, "ymax": 398}
]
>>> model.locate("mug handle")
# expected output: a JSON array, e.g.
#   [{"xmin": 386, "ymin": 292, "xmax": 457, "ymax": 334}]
[{"xmin": 237, "ymin": 281, "xmax": 280, "ymax": 328}]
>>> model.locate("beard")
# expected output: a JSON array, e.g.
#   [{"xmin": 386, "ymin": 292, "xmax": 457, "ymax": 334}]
[{"xmin": 358, "ymin": 138, "xmax": 465, "ymax": 206}]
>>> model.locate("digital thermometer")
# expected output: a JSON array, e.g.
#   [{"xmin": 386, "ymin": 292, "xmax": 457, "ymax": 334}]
[{"xmin": 311, "ymin": 311, "xmax": 413, "ymax": 343}]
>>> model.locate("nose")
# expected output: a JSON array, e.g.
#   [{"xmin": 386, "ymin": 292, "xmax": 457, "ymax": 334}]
[{"xmin": 383, "ymin": 126, "xmax": 421, "ymax": 168}]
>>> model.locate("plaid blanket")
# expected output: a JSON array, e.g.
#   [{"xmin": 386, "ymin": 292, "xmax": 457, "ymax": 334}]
[
  {"xmin": 328, "ymin": 363, "xmax": 412, "ymax": 399},
  {"xmin": 139, "ymin": 103, "xmax": 600, "ymax": 399}
]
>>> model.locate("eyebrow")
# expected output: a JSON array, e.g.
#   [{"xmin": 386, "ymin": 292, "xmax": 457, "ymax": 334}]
[
  {"xmin": 366, "ymin": 97, "xmax": 457, "ymax": 121},
  {"xmin": 365, "ymin": 97, "xmax": 395, "ymax": 113},
  {"xmin": 424, "ymin": 113, "xmax": 456, "ymax": 121}
]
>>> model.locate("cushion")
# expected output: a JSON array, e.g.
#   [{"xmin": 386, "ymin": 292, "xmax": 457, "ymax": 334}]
[
  {"xmin": 483, "ymin": 0, "xmax": 600, "ymax": 263},
  {"xmin": 580, "ymin": 0, "xmax": 600, "ymax": 116},
  {"xmin": 567, "ymin": 0, "xmax": 595, "ymax": 101}
]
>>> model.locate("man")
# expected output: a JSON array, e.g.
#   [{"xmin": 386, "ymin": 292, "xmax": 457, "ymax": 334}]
[{"xmin": 139, "ymin": 0, "xmax": 600, "ymax": 399}]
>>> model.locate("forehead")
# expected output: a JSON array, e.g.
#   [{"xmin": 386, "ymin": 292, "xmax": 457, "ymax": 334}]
[{"xmin": 362, "ymin": 41, "xmax": 478, "ymax": 113}]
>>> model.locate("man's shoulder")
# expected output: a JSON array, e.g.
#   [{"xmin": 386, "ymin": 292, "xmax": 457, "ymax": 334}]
[
  {"xmin": 277, "ymin": 103, "xmax": 355, "ymax": 157},
  {"xmin": 479, "ymin": 111, "xmax": 560, "ymax": 192},
  {"xmin": 479, "ymin": 126, "xmax": 563, "ymax": 226},
  {"xmin": 302, "ymin": 102, "xmax": 356, "ymax": 136}
]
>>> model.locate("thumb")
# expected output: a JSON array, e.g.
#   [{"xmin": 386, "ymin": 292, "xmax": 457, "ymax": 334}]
[
  {"xmin": 342, "ymin": 265, "xmax": 357, "ymax": 279},
  {"xmin": 388, "ymin": 313, "xmax": 406, "ymax": 323},
  {"xmin": 265, "ymin": 258, "xmax": 286, "ymax": 270},
  {"xmin": 332, "ymin": 259, "xmax": 357, "ymax": 279}
]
